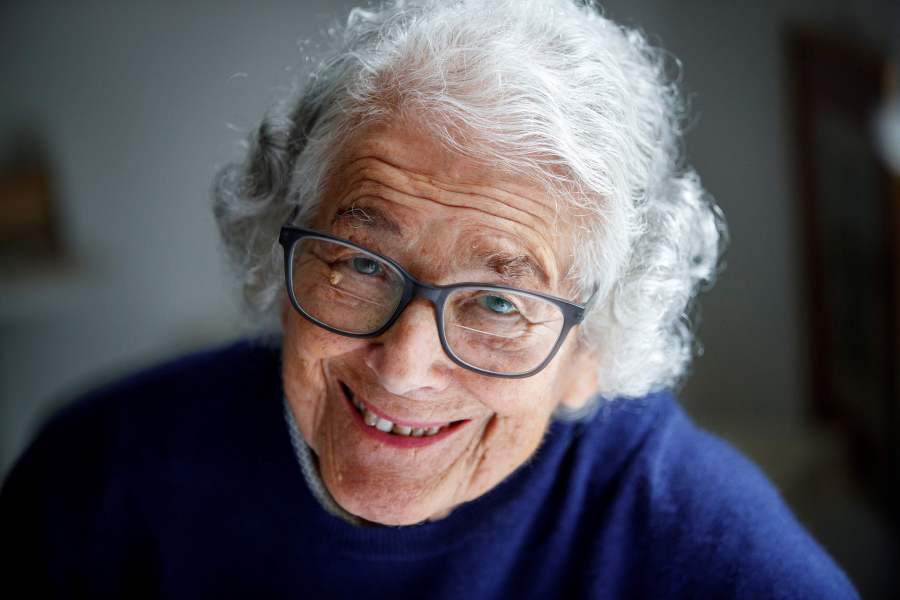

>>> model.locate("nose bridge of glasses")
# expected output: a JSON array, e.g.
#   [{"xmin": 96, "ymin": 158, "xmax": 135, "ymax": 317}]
[
  {"xmin": 391, "ymin": 279, "xmax": 444, "ymax": 331},
  {"xmin": 409, "ymin": 280, "xmax": 444, "ymax": 307},
  {"xmin": 378, "ymin": 284, "xmax": 451, "ymax": 373}
]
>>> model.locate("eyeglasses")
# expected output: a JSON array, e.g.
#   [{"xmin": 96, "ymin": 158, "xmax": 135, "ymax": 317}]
[{"xmin": 278, "ymin": 225, "xmax": 595, "ymax": 378}]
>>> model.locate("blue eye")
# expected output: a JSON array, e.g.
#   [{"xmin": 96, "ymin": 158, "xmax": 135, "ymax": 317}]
[
  {"xmin": 478, "ymin": 295, "xmax": 517, "ymax": 315},
  {"xmin": 352, "ymin": 257, "xmax": 381, "ymax": 275}
]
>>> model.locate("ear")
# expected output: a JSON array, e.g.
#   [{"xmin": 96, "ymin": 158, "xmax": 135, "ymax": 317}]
[{"xmin": 558, "ymin": 346, "xmax": 600, "ymax": 410}]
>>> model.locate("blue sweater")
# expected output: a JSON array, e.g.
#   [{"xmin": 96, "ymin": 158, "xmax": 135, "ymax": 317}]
[{"xmin": 1, "ymin": 340, "xmax": 858, "ymax": 598}]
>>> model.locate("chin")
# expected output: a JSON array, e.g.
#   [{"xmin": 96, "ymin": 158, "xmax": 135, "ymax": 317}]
[{"xmin": 327, "ymin": 478, "xmax": 447, "ymax": 526}]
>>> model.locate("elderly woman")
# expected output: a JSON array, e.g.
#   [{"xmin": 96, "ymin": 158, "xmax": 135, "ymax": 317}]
[{"xmin": 1, "ymin": 0, "xmax": 857, "ymax": 597}]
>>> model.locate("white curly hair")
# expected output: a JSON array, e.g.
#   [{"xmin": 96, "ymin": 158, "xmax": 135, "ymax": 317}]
[{"xmin": 213, "ymin": 0, "xmax": 727, "ymax": 402}]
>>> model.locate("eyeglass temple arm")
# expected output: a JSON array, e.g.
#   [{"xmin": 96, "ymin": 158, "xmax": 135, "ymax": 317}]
[{"xmin": 579, "ymin": 285, "xmax": 601, "ymax": 321}]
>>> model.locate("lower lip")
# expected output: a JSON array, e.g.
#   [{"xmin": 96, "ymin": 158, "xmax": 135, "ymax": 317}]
[{"xmin": 339, "ymin": 382, "xmax": 468, "ymax": 448}]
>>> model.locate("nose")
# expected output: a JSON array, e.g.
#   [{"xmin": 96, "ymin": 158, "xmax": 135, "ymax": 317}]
[{"xmin": 364, "ymin": 299, "xmax": 452, "ymax": 397}]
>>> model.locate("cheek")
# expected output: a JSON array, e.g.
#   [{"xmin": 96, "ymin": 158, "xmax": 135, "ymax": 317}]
[
  {"xmin": 461, "ymin": 373, "xmax": 558, "ymax": 417},
  {"xmin": 282, "ymin": 311, "xmax": 365, "ymax": 448},
  {"xmin": 455, "ymin": 377, "xmax": 559, "ymax": 504},
  {"xmin": 282, "ymin": 310, "xmax": 361, "ymax": 362}
]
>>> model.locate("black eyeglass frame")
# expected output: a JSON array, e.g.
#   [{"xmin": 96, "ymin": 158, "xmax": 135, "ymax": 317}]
[{"xmin": 278, "ymin": 224, "xmax": 597, "ymax": 378}]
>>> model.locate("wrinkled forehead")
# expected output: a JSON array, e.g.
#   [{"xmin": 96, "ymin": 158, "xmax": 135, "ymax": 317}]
[{"xmin": 313, "ymin": 119, "xmax": 581, "ymax": 292}]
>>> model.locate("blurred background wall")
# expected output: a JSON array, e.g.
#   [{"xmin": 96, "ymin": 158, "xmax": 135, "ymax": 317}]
[{"xmin": 1, "ymin": 0, "xmax": 898, "ymax": 596}]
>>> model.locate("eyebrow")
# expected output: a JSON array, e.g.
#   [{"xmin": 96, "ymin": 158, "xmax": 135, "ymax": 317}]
[
  {"xmin": 332, "ymin": 202, "xmax": 550, "ymax": 287},
  {"xmin": 332, "ymin": 203, "xmax": 402, "ymax": 236},
  {"xmin": 477, "ymin": 250, "xmax": 550, "ymax": 287}
]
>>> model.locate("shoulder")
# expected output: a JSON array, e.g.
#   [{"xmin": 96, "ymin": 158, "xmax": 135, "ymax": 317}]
[
  {"xmin": 65, "ymin": 338, "xmax": 281, "ymax": 419},
  {"xmin": 1, "ymin": 337, "xmax": 283, "ymax": 500},
  {"xmin": 0, "ymin": 338, "xmax": 284, "ymax": 592},
  {"xmin": 572, "ymin": 391, "xmax": 858, "ymax": 599},
  {"xmin": 35, "ymin": 338, "xmax": 280, "ymax": 442},
  {"xmin": 2, "ymin": 336, "xmax": 281, "ymax": 482},
  {"xmin": 7, "ymin": 338, "xmax": 283, "ymax": 479}
]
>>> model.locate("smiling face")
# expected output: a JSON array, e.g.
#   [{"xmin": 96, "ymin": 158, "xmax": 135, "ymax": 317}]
[{"xmin": 281, "ymin": 118, "xmax": 599, "ymax": 525}]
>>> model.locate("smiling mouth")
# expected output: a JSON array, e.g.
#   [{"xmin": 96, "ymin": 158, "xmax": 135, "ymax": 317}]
[{"xmin": 339, "ymin": 381, "xmax": 465, "ymax": 438}]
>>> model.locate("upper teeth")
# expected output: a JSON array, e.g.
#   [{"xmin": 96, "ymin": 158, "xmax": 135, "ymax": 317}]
[{"xmin": 350, "ymin": 395, "xmax": 446, "ymax": 437}]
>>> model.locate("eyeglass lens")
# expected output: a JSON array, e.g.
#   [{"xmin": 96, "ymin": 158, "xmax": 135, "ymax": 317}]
[{"xmin": 290, "ymin": 237, "xmax": 565, "ymax": 375}]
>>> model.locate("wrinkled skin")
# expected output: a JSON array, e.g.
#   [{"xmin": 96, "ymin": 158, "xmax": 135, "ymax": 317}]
[{"xmin": 282, "ymin": 118, "xmax": 599, "ymax": 526}]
